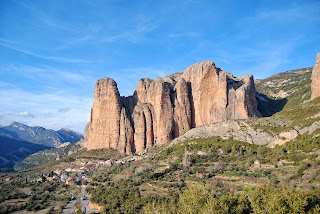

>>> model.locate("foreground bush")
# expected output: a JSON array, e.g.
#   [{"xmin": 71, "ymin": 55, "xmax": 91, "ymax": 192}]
[{"xmin": 143, "ymin": 184, "xmax": 320, "ymax": 214}]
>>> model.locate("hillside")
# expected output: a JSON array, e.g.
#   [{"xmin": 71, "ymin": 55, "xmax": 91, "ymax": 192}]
[
  {"xmin": 14, "ymin": 140, "xmax": 84, "ymax": 171},
  {"xmin": 254, "ymin": 67, "xmax": 320, "ymax": 134},
  {"xmin": 0, "ymin": 122, "xmax": 83, "ymax": 147},
  {"xmin": 0, "ymin": 135, "xmax": 50, "ymax": 170},
  {"xmin": 255, "ymin": 67, "xmax": 312, "ymax": 117},
  {"xmin": 1, "ymin": 131, "xmax": 319, "ymax": 213}
]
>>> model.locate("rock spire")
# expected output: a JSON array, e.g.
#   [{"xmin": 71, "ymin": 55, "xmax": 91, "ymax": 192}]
[
  {"xmin": 311, "ymin": 52, "xmax": 320, "ymax": 100},
  {"xmin": 84, "ymin": 61, "xmax": 261, "ymax": 153}
]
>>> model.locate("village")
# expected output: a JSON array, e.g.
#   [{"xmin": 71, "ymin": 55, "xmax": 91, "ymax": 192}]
[
  {"xmin": 31, "ymin": 148, "xmax": 216, "ymax": 189},
  {"xmin": 32, "ymin": 151, "xmax": 148, "ymax": 189}
]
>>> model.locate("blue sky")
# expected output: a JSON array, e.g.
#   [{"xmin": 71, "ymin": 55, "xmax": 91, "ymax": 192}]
[{"xmin": 0, "ymin": 0, "xmax": 319, "ymax": 133}]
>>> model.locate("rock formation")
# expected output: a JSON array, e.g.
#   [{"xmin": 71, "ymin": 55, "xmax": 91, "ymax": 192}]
[
  {"xmin": 84, "ymin": 61, "xmax": 261, "ymax": 154},
  {"xmin": 169, "ymin": 112, "xmax": 320, "ymax": 149},
  {"xmin": 311, "ymin": 52, "xmax": 320, "ymax": 100}
]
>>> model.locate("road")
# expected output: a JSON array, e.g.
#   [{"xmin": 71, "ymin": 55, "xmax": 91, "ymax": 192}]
[
  {"xmin": 62, "ymin": 185, "xmax": 100, "ymax": 214},
  {"xmin": 62, "ymin": 194, "xmax": 77, "ymax": 214}
]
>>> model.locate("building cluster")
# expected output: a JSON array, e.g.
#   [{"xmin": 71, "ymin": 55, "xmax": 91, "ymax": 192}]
[
  {"xmin": 32, "ymin": 155, "xmax": 146, "ymax": 187},
  {"xmin": 33, "ymin": 168, "xmax": 90, "ymax": 187},
  {"xmin": 96, "ymin": 155, "xmax": 144, "ymax": 167}
]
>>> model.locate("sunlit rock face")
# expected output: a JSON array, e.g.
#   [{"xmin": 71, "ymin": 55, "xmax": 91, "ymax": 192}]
[
  {"xmin": 84, "ymin": 61, "xmax": 261, "ymax": 154},
  {"xmin": 311, "ymin": 52, "xmax": 320, "ymax": 100}
]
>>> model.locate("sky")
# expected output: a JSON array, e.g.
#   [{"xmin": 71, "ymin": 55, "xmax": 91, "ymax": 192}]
[{"xmin": 0, "ymin": 0, "xmax": 319, "ymax": 133}]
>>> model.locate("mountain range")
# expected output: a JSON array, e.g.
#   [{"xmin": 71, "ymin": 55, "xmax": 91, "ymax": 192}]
[
  {"xmin": 0, "ymin": 122, "xmax": 83, "ymax": 147},
  {"xmin": 0, "ymin": 122, "xmax": 83, "ymax": 170}
]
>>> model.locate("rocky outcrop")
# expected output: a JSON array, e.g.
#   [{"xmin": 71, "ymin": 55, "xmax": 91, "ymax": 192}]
[
  {"xmin": 272, "ymin": 130, "xmax": 299, "ymax": 147},
  {"xmin": 85, "ymin": 61, "xmax": 261, "ymax": 153},
  {"xmin": 311, "ymin": 52, "xmax": 320, "ymax": 100},
  {"xmin": 169, "ymin": 119, "xmax": 320, "ymax": 149},
  {"xmin": 169, "ymin": 120, "xmax": 274, "ymax": 147}
]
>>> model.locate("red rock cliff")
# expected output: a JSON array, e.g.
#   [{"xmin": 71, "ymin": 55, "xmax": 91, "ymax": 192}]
[
  {"xmin": 311, "ymin": 52, "xmax": 320, "ymax": 100},
  {"xmin": 84, "ymin": 61, "xmax": 261, "ymax": 153}
]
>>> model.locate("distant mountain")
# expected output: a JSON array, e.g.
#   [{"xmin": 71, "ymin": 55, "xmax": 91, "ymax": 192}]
[
  {"xmin": 0, "ymin": 135, "xmax": 50, "ymax": 169},
  {"xmin": 0, "ymin": 122, "xmax": 83, "ymax": 147},
  {"xmin": 57, "ymin": 128, "xmax": 83, "ymax": 144},
  {"xmin": 14, "ymin": 140, "xmax": 85, "ymax": 171}
]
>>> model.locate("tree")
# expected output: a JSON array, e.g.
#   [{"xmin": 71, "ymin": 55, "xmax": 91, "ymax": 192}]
[{"xmin": 178, "ymin": 186, "xmax": 209, "ymax": 213}]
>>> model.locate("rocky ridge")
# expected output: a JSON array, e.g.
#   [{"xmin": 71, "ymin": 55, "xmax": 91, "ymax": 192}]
[
  {"xmin": 0, "ymin": 122, "xmax": 83, "ymax": 147},
  {"xmin": 169, "ymin": 116, "xmax": 320, "ymax": 149},
  {"xmin": 255, "ymin": 67, "xmax": 312, "ymax": 100},
  {"xmin": 85, "ymin": 61, "xmax": 261, "ymax": 154}
]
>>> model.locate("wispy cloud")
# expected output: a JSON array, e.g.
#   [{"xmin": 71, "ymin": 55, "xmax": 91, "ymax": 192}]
[
  {"xmin": 7, "ymin": 112, "xmax": 35, "ymax": 118},
  {"xmin": 0, "ymin": 88, "xmax": 92, "ymax": 133},
  {"xmin": 186, "ymin": 0, "xmax": 200, "ymax": 4},
  {"xmin": 1, "ymin": 64, "xmax": 97, "ymax": 84},
  {"xmin": 0, "ymin": 38, "xmax": 17, "ymax": 44},
  {"xmin": 235, "ymin": 1, "xmax": 320, "ymax": 43},
  {"xmin": 5, "ymin": 0, "xmax": 161, "ymax": 54},
  {"xmin": 71, "ymin": 16, "xmax": 158, "ymax": 45},
  {"xmin": 0, "ymin": 81, "xmax": 14, "ymax": 88},
  {"xmin": 58, "ymin": 107, "xmax": 71, "ymax": 113},
  {"xmin": 15, "ymin": 0, "xmax": 78, "ymax": 33},
  {"xmin": 0, "ymin": 62, "xmax": 98, "ymax": 133},
  {"xmin": 0, "ymin": 40, "xmax": 94, "ymax": 63},
  {"xmin": 168, "ymin": 32, "xmax": 199, "ymax": 39},
  {"xmin": 214, "ymin": 43, "xmax": 293, "ymax": 79},
  {"xmin": 239, "ymin": 2, "xmax": 320, "ymax": 26}
]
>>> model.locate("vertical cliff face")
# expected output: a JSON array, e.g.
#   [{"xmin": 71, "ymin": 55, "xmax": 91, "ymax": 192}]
[
  {"xmin": 85, "ymin": 61, "xmax": 261, "ymax": 153},
  {"xmin": 173, "ymin": 78, "xmax": 192, "ymax": 138},
  {"xmin": 84, "ymin": 78, "xmax": 126, "ymax": 151},
  {"xmin": 311, "ymin": 52, "xmax": 320, "ymax": 100}
]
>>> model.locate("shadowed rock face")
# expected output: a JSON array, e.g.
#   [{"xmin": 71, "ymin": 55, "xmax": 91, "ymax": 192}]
[
  {"xmin": 311, "ymin": 52, "xmax": 320, "ymax": 100},
  {"xmin": 84, "ymin": 61, "xmax": 261, "ymax": 154}
]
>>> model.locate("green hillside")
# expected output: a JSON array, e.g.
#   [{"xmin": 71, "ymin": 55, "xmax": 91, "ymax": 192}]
[
  {"xmin": 14, "ymin": 141, "xmax": 83, "ymax": 171},
  {"xmin": 1, "ymin": 132, "xmax": 319, "ymax": 213},
  {"xmin": 255, "ymin": 67, "xmax": 312, "ymax": 117}
]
